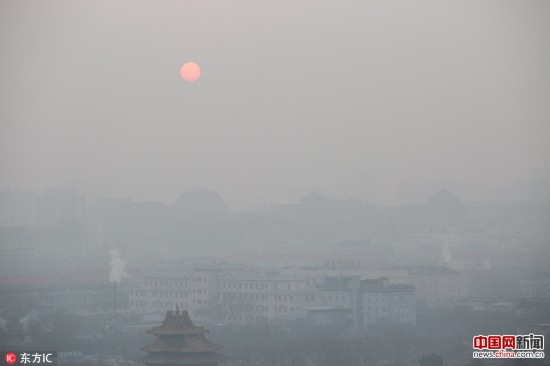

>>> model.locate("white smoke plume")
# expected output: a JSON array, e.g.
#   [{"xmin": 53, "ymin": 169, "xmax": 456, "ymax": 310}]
[{"xmin": 109, "ymin": 249, "xmax": 129, "ymax": 282}]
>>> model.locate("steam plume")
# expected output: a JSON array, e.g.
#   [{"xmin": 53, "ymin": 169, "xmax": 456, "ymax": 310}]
[{"xmin": 109, "ymin": 249, "xmax": 128, "ymax": 282}]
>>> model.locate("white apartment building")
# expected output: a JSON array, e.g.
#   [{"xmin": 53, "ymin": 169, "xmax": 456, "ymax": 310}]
[
  {"xmin": 217, "ymin": 270, "xmax": 320, "ymax": 325},
  {"xmin": 128, "ymin": 268, "xmax": 216, "ymax": 321},
  {"xmin": 361, "ymin": 278, "xmax": 416, "ymax": 325}
]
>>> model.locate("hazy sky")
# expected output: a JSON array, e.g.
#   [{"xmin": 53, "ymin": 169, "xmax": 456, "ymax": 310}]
[{"xmin": 1, "ymin": 1, "xmax": 549, "ymax": 210}]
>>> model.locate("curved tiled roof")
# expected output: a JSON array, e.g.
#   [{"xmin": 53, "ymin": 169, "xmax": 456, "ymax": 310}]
[
  {"xmin": 136, "ymin": 353, "xmax": 228, "ymax": 365},
  {"xmin": 146, "ymin": 310, "xmax": 208, "ymax": 335},
  {"xmin": 142, "ymin": 336, "xmax": 222, "ymax": 353},
  {"xmin": 138, "ymin": 308, "xmax": 227, "ymax": 365}
]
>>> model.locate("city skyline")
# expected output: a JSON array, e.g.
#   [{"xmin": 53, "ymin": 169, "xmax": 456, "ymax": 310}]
[{"xmin": 2, "ymin": 1, "xmax": 550, "ymax": 210}]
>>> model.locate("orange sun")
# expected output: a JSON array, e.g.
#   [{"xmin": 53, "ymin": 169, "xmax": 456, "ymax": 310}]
[{"xmin": 180, "ymin": 62, "xmax": 201, "ymax": 82}]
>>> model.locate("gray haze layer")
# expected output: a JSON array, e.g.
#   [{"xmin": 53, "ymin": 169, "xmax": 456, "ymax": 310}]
[{"xmin": 1, "ymin": 1, "xmax": 550, "ymax": 210}]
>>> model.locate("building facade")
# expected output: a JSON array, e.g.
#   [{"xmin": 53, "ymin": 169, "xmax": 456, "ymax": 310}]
[
  {"xmin": 217, "ymin": 270, "xmax": 320, "ymax": 325},
  {"xmin": 366, "ymin": 265, "xmax": 466, "ymax": 308},
  {"xmin": 319, "ymin": 276, "xmax": 416, "ymax": 330},
  {"xmin": 128, "ymin": 269, "xmax": 217, "ymax": 321}
]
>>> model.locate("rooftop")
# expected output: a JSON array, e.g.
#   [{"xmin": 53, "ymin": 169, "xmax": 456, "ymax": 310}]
[
  {"xmin": 147, "ymin": 309, "xmax": 208, "ymax": 336},
  {"xmin": 385, "ymin": 265, "xmax": 461, "ymax": 276}
]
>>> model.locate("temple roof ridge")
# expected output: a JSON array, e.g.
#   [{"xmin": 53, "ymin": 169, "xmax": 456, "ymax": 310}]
[
  {"xmin": 142, "ymin": 336, "xmax": 222, "ymax": 353},
  {"xmin": 138, "ymin": 309, "xmax": 227, "ymax": 365},
  {"xmin": 146, "ymin": 309, "xmax": 208, "ymax": 335},
  {"xmin": 428, "ymin": 188, "xmax": 460, "ymax": 202}
]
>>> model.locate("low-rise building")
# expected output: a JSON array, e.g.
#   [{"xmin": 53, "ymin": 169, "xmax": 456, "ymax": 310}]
[
  {"xmin": 128, "ymin": 271, "xmax": 194, "ymax": 314},
  {"xmin": 0, "ymin": 270, "xmax": 117, "ymax": 313},
  {"xmin": 519, "ymin": 272, "xmax": 550, "ymax": 299},
  {"xmin": 217, "ymin": 270, "xmax": 320, "ymax": 325},
  {"xmin": 319, "ymin": 275, "xmax": 416, "ymax": 330},
  {"xmin": 283, "ymin": 306, "xmax": 352, "ymax": 327},
  {"xmin": 366, "ymin": 265, "xmax": 466, "ymax": 308},
  {"xmin": 128, "ymin": 266, "xmax": 416, "ymax": 329},
  {"xmin": 361, "ymin": 277, "xmax": 416, "ymax": 325}
]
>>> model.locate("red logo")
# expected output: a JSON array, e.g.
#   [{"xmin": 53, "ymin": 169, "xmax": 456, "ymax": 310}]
[
  {"xmin": 488, "ymin": 335, "xmax": 501, "ymax": 349},
  {"xmin": 473, "ymin": 335, "xmax": 488, "ymax": 349},
  {"xmin": 502, "ymin": 335, "xmax": 516, "ymax": 349},
  {"xmin": 5, "ymin": 352, "xmax": 17, "ymax": 364}
]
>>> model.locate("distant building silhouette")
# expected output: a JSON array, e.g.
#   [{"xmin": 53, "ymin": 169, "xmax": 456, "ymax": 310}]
[
  {"xmin": 37, "ymin": 188, "xmax": 85, "ymax": 226},
  {"xmin": 0, "ymin": 189, "xmax": 37, "ymax": 226},
  {"xmin": 173, "ymin": 190, "xmax": 230, "ymax": 217}
]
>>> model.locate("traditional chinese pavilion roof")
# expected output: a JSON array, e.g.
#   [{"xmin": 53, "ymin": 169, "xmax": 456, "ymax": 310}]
[
  {"xmin": 298, "ymin": 191, "xmax": 332, "ymax": 205},
  {"xmin": 137, "ymin": 352, "xmax": 228, "ymax": 365},
  {"xmin": 137, "ymin": 307, "xmax": 228, "ymax": 366},
  {"xmin": 146, "ymin": 309, "xmax": 208, "ymax": 335},
  {"xmin": 142, "ymin": 336, "xmax": 222, "ymax": 353},
  {"xmin": 428, "ymin": 188, "xmax": 460, "ymax": 203}
]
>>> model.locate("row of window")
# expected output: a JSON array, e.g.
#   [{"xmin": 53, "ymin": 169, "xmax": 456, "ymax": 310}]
[
  {"xmin": 129, "ymin": 289, "xmax": 207, "ymax": 297},
  {"xmin": 143, "ymin": 277, "xmax": 208, "ymax": 288},
  {"xmin": 224, "ymin": 304, "xmax": 268, "ymax": 312},
  {"xmin": 130, "ymin": 290, "xmax": 188, "ymax": 298},
  {"xmin": 221, "ymin": 281, "xmax": 294, "ymax": 290},
  {"xmin": 326, "ymin": 295, "xmax": 348, "ymax": 302},
  {"xmin": 325, "ymin": 295, "xmax": 414, "ymax": 304},
  {"xmin": 305, "ymin": 295, "xmax": 316, "ymax": 302},
  {"xmin": 365, "ymin": 306, "xmax": 413, "ymax": 313},
  {"xmin": 363, "ymin": 295, "xmax": 414, "ymax": 303},
  {"xmin": 222, "ymin": 293, "xmax": 311, "ymax": 303},
  {"xmin": 365, "ymin": 314, "xmax": 415, "ymax": 323},
  {"xmin": 223, "ymin": 304, "xmax": 288, "ymax": 313},
  {"xmin": 274, "ymin": 295, "xmax": 293, "ymax": 302},
  {"xmin": 223, "ymin": 293, "xmax": 269, "ymax": 301},
  {"xmin": 224, "ymin": 314, "xmax": 270, "ymax": 323},
  {"xmin": 129, "ymin": 299, "xmax": 207, "ymax": 308}
]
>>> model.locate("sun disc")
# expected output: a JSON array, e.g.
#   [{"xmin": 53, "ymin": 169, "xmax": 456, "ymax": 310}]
[{"xmin": 180, "ymin": 62, "xmax": 201, "ymax": 82}]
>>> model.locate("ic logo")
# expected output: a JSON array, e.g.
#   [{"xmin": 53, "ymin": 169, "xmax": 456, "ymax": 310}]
[{"xmin": 4, "ymin": 352, "xmax": 17, "ymax": 364}]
